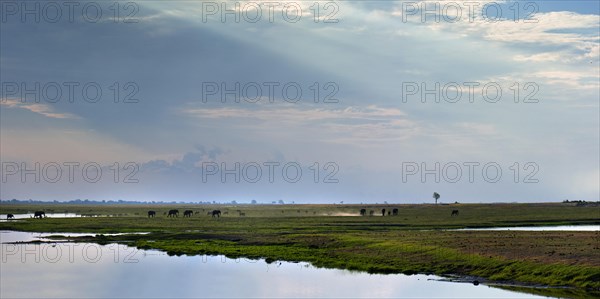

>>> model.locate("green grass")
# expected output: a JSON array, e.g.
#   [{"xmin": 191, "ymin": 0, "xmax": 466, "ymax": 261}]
[{"xmin": 1, "ymin": 202, "xmax": 599, "ymax": 298}]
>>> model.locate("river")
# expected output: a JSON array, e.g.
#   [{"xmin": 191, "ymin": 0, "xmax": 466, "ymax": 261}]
[{"xmin": 0, "ymin": 230, "xmax": 554, "ymax": 298}]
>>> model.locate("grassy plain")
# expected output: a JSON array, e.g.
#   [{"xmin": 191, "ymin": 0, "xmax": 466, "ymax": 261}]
[{"xmin": 1, "ymin": 202, "xmax": 599, "ymax": 298}]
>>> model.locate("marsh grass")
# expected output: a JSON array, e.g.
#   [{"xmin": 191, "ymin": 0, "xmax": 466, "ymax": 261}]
[{"xmin": 1, "ymin": 202, "xmax": 599, "ymax": 297}]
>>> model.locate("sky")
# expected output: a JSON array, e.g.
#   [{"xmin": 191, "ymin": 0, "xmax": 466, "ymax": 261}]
[{"xmin": 1, "ymin": 0, "xmax": 599, "ymax": 203}]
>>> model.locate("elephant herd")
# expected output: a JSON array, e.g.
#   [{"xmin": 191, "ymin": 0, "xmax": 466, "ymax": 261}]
[
  {"xmin": 359, "ymin": 208, "xmax": 460, "ymax": 217},
  {"xmin": 147, "ymin": 209, "xmax": 222, "ymax": 218},
  {"xmin": 5, "ymin": 211, "xmax": 45, "ymax": 220},
  {"xmin": 6, "ymin": 208, "xmax": 460, "ymax": 220},
  {"xmin": 360, "ymin": 208, "xmax": 399, "ymax": 216},
  {"xmin": 7, "ymin": 209, "xmax": 228, "ymax": 220}
]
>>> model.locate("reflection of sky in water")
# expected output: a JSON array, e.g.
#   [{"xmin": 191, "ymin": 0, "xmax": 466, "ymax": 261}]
[
  {"xmin": 453, "ymin": 225, "xmax": 600, "ymax": 231},
  {"xmin": 0, "ymin": 231, "xmax": 148, "ymax": 243},
  {"xmin": 0, "ymin": 213, "xmax": 81, "ymax": 222},
  {"xmin": 1, "ymin": 231, "xmax": 547, "ymax": 298}
]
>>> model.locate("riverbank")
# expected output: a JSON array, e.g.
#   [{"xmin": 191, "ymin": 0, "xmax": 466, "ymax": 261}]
[{"xmin": 1, "ymin": 203, "xmax": 598, "ymax": 298}]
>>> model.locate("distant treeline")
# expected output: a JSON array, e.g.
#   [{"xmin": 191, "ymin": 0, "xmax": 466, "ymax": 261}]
[
  {"xmin": 0, "ymin": 199, "xmax": 267, "ymax": 205},
  {"xmin": 2, "ymin": 199, "xmax": 597, "ymax": 205},
  {"xmin": 562, "ymin": 200, "xmax": 600, "ymax": 206}
]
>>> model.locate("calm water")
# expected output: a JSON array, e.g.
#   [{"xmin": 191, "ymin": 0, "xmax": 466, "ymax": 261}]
[
  {"xmin": 453, "ymin": 225, "xmax": 599, "ymax": 231},
  {"xmin": 0, "ymin": 213, "xmax": 82, "ymax": 222},
  {"xmin": 0, "ymin": 231, "xmax": 549, "ymax": 299}
]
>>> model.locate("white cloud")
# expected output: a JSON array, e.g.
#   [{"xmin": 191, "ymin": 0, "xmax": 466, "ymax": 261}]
[
  {"xmin": 514, "ymin": 52, "xmax": 563, "ymax": 62},
  {"xmin": 394, "ymin": 6, "xmax": 600, "ymax": 62},
  {"xmin": 182, "ymin": 104, "xmax": 419, "ymax": 145},
  {"xmin": 183, "ymin": 104, "xmax": 407, "ymax": 123},
  {"xmin": 1, "ymin": 98, "xmax": 79, "ymax": 119}
]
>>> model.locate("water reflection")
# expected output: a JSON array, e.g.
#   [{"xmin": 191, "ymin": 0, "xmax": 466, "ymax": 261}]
[
  {"xmin": 453, "ymin": 225, "xmax": 599, "ymax": 231},
  {"xmin": 0, "ymin": 213, "xmax": 82, "ymax": 222},
  {"xmin": 0, "ymin": 231, "xmax": 548, "ymax": 298}
]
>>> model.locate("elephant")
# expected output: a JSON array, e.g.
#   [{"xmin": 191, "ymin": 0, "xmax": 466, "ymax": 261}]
[
  {"xmin": 7, "ymin": 214, "xmax": 14, "ymax": 220},
  {"xmin": 183, "ymin": 210, "xmax": 193, "ymax": 217},
  {"xmin": 168, "ymin": 209, "xmax": 179, "ymax": 217},
  {"xmin": 148, "ymin": 211, "xmax": 156, "ymax": 218},
  {"xmin": 34, "ymin": 211, "xmax": 45, "ymax": 218},
  {"xmin": 451, "ymin": 210, "xmax": 459, "ymax": 216},
  {"xmin": 392, "ymin": 208, "xmax": 399, "ymax": 216},
  {"xmin": 381, "ymin": 208, "xmax": 386, "ymax": 216},
  {"xmin": 360, "ymin": 209, "xmax": 367, "ymax": 216},
  {"xmin": 211, "ymin": 210, "xmax": 221, "ymax": 218}
]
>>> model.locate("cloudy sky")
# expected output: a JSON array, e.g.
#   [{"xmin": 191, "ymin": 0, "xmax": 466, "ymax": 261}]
[{"xmin": 1, "ymin": 0, "xmax": 598, "ymax": 203}]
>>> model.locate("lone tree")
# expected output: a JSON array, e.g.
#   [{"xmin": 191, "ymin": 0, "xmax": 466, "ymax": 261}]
[{"xmin": 433, "ymin": 192, "xmax": 440, "ymax": 204}]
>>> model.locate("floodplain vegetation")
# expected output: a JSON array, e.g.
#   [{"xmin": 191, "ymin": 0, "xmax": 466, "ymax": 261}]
[{"xmin": 1, "ymin": 202, "xmax": 598, "ymax": 298}]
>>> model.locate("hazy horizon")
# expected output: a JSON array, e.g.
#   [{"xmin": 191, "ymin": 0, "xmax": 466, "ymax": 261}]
[{"xmin": 1, "ymin": 1, "xmax": 599, "ymax": 203}]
